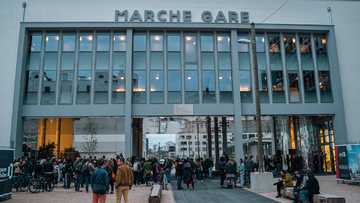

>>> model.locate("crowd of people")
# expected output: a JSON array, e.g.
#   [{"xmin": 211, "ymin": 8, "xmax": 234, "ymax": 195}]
[{"xmin": 13, "ymin": 153, "xmax": 320, "ymax": 203}]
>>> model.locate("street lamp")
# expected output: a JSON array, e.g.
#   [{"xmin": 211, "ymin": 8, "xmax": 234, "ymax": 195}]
[{"xmin": 238, "ymin": 22, "xmax": 264, "ymax": 172}]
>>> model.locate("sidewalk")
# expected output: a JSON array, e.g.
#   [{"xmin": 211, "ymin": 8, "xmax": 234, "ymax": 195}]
[
  {"xmin": 246, "ymin": 175, "xmax": 360, "ymax": 203},
  {"xmin": 8, "ymin": 182, "xmax": 175, "ymax": 203}
]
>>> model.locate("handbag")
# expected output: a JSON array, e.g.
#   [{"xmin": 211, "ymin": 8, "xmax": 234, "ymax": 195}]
[
  {"xmin": 92, "ymin": 184, "xmax": 107, "ymax": 195},
  {"xmin": 110, "ymin": 167, "xmax": 116, "ymax": 181},
  {"xmin": 146, "ymin": 170, "xmax": 151, "ymax": 175}
]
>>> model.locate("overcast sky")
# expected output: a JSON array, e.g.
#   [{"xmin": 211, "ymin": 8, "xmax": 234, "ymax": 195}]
[{"xmin": 146, "ymin": 134, "xmax": 176, "ymax": 148}]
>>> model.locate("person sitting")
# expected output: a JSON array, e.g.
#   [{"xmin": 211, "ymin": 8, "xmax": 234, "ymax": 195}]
[
  {"xmin": 293, "ymin": 171, "xmax": 306, "ymax": 203},
  {"xmin": 275, "ymin": 170, "xmax": 293, "ymax": 198},
  {"xmin": 299, "ymin": 171, "xmax": 320, "ymax": 203}
]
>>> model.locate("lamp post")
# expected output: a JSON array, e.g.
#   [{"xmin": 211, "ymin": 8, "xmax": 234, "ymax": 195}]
[{"xmin": 238, "ymin": 22, "xmax": 264, "ymax": 172}]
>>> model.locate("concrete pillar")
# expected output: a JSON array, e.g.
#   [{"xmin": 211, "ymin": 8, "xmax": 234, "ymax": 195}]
[
  {"xmin": 214, "ymin": 117, "xmax": 219, "ymax": 170},
  {"xmin": 222, "ymin": 117, "xmax": 227, "ymax": 156},
  {"xmin": 206, "ymin": 116, "xmax": 212, "ymax": 159},
  {"xmin": 124, "ymin": 28, "xmax": 133, "ymax": 158}
]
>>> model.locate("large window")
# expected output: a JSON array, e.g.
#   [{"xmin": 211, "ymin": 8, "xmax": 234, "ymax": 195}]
[
  {"xmin": 167, "ymin": 34, "xmax": 181, "ymax": 103},
  {"xmin": 284, "ymin": 35, "xmax": 301, "ymax": 103},
  {"xmin": 60, "ymin": 34, "xmax": 76, "ymax": 104},
  {"xmin": 201, "ymin": 35, "xmax": 215, "ymax": 103},
  {"xmin": 256, "ymin": 34, "xmax": 269, "ymax": 103},
  {"xmin": 300, "ymin": 35, "xmax": 317, "ymax": 103},
  {"xmin": 269, "ymin": 34, "xmax": 285, "ymax": 103},
  {"xmin": 238, "ymin": 34, "xmax": 252, "ymax": 103},
  {"xmin": 112, "ymin": 34, "xmax": 126, "ymax": 103},
  {"xmin": 77, "ymin": 34, "xmax": 93, "ymax": 104},
  {"xmin": 94, "ymin": 34, "xmax": 110, "ymax": 104},
  {"xmin": 133, "ymin": 34, "xmax": 146, "ymax": 103},
  {"xmin": 185, "ymin": 70, "xmax": 198, "ymax": 103},
  {"xmin": 217, "ymin": 35, "xmax": 232, "ymax": 102},
  {"xmin": 184, "ymin": 34, "xmax": 198, "ymax": 103},
  {"xmin": 150, "ymin": 34, "xmax": 164, "ymax": 103},
  {"xmin": 25, "ymin": 35, "xmax": 42, "ymax": 104}
]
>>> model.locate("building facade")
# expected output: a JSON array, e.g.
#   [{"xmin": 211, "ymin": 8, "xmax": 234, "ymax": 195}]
[{"xmin": 1, "ymin": 0, "xmax": 360, "ymax": 173}]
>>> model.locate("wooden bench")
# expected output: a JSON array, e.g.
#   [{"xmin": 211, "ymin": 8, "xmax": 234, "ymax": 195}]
[
  {"xmin": 281, "ymin": 187, "xmax": 346, "ymax": 203},
  {"xmin": 149, "ymin": 185, "xmax": 162, "ymax": 203}
]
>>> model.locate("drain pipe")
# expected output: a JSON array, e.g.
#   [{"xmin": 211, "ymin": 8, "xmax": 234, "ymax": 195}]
[
  {"xmin": 327, "ymin": 7, "xmax": 332, "ymax": 25},
  {"xmin": 22, "ymin": 2, "xmax": 26, "ymax": 22}
]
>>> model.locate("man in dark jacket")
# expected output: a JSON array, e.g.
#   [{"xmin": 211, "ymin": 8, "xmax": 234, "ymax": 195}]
[
  {"xmin": 64, "ymin": 159, "xmax": 73, "ymax": 189},
  {"xmin": 175, "ymin": 160, "xmax": 184, "ymax": 190},
  {"xmin": 300, "ymin": 171, "xmax": 320, "ymax": 203},
  {"xmin": 19, "ymin": 157, "xmax": 33, "ymax": 189},
  {"xmin": 92, "ymin": 159, "xmax": 109, "ymax": 203},
  {"xmin": 219, "ymin": 157, "xmax": 226, "ymax": 188},
  {"xmin": 75, "ymin": 157, "xmax": 84, "ymax": 192},
  {"xmin": 293, "ymin": 171, "xmax": 306, "ymax": 203},
  {"xmin": 208, "ymin": 157, "xmax": 214, "ymax": 178}
]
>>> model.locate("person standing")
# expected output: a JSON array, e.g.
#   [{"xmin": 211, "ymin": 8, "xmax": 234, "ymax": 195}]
[
  {"xmin": 225, "ymin": 157, "xmax": 236, "ymax": 189},
  {"xmin": 175, "ymin": 160, "xmax": 184, "ymax": 190},
  {"xmin": 219, "ymin": 157, "xmax": 226, "ymax": 188},
  {"xmin": 91, "ymin": 159, "xmax": 109, "ymax": 203},
  {"xmin": 13, "ymin": 158, "xmax": 21, "ymax": 191},
  {"xmin": 152, "ymin": 159, "xmax": 160, "ymax": 184},
  {"xmin": 142, "ymin": 158, "xmax": 152, "ymax": 186},
  {"xmin": 195, "ymin": 159, "xmax": 203, "ymax": 182},
  {"xmin": 52, "ymin": 159, "xmax": 59, "ymax": 186},
  {"xmin": 208, "ymin": 157, "xmax": 214, "ymax": 178},
  {"xmin": 115, "ymin": 158, "xmax": 133, "ymax": 203},
  {"xmin": 183, "ymin": 162, "xmax": 195, "ymax": 190},
  {"xmin": 58, "ymin": 159, "xmax": 64, "ymax": 184},
  {"xmin": 84, "ymin": 158, "xmax": 96, "ymax": 193},
  {"xmin": 164, "ymin": 158, "xmax": 172, "ymax": 183},
  {"xmin": 75, "ymin": 158, "xmax": 84, "ymax": 192},
  {"xmin": 132, "ymin": 158, "xmax": 141, "ymax": 186},
  {"xmin": 64, "ymin": 158, "xmax": 73, "ymax": 189},
  {"xmin": 107, "ymin": 159, "xmax": 116, "ymax": 194},
  {"xmin": 313, "ymin": 152, "xmax": 319, "ymax": 173},
  {"xmin": 238, "ymin": 158, "xmax": 245, "ymax": 188}
]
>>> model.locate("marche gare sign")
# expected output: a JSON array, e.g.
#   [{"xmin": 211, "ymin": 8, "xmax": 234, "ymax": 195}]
[{"xmin": 115, "ymin": 10, "xmax": 249, "ymax": 23}]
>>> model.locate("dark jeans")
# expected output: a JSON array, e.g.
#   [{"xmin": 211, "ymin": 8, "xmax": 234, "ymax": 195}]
[
  {"xmin": 177, "ymin": 175, "xmax": 182, "ymax": 189},
  {"xmin": 65, "ymin": 172, "xmax": 72, "ymax": 188},
  {"xmin": 133, "ymin": 171, "xmax": 140, "ymax": 185},
  {"xmin": 75, "ymin": 173, "xmax": 83, "ymax": 191},
  {"xmin": 84, "ymin": 174, "xmax": 91, "ymax": 192},
  {"xmin": 276, "ymin": 181, "xmax": 284, "ymax": 196},
  {"xmin": 293, "ymin": 186, "xmax": 300, "ymax": 201},
  {"xmin": 220, "ymin": 173, "xmax": 225, "ymax": 186},
  {"xmin": 109, "ymin": 180, "xmax": 114, "ymax": 192},
  {"xmin": 154, "ymin": 171, "xmax": 158, "ymax": 183},
  {"xmin": 186, "ymin": 183, "xmax": 194, "ymax": 189}
]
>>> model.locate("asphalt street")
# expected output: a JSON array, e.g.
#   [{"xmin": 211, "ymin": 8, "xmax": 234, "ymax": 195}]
[{"xmin": 170, "ymin": 175, "xmax": 280, "ymax": 203}]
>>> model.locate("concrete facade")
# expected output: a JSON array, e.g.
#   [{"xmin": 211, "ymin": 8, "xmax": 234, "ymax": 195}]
[{"xmin": 1, "ymin": 0, "xmax": 360, "ymax": 160}]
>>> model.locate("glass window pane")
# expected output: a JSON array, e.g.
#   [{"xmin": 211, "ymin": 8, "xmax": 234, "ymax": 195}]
[
  {"xmin": 77, "ymin": 71, "xmax": 91, "ymax": 104},
  {"xmin": 256, "ymin": 35, "xmax": 265, "ymax": 52},
  {"xmin": 257, "ymin": 53, "xmax": 267, "ymax": 70},
  {"xmin": 45, "ymin": 35, "xmax": 59, "ymax": 52},
  {"xmin": 24, "ymin": 70, "xmax": 39, "ymax": 104},
  {"xmin": 61, "ymin": 52, "xmax": 75, "ymax": 70},
  {"xmin": 63, "ymin": 36, "xmax": 75, "ymax": 51},
  {"xmin": 201, "ymin": 53, "xmax": 214, "ymax": 70},
  {"xmin": 41, "ymin": 71, "xmax": 56, "ymax": 104},
  {"xmin": 113, "ymin": 52, "xmax": 126, "ymax": 70},
  {"xmin": 303, "ymin": 71, "xmax": 317, "ymax": 103},
  {"xmin": 185, "ymin": 36, "xmax": 196, "ymax": 62},
  {"xmin": 238, "ymin": 53, "xmax": 250, "ymax": 70},
  {"xmin": 315, "ymin": 37, "xmax": 329, "ymax": 71},
  {"xmin": 269, "ymin": 53, "xmax": 282, "ymax": 70},
  {"xmin": 133, "ymin": 35, "xmax": 146, "ymax": 51},
  {"xmin": 288, "ymin": 73, "xmax": 301, "ymax": 103},
  {"xmin": 151, "ymin": 71, "xmax": 164, "ymax": 103},
  {"xmin": 219, "ymin": 71, "xmax": 232, "ymax": 102},
  {"xmin": 43, "ymin": 52, "xmax": 58, "ymax": 70},
  {"xmin": 27, "ymin": 53, "xmax": 41, "ymax": 70},
  {"xmin": 202, "ymin": 71, "xmax": 216, "ymax": 103},
  {"xmin": 167, "ymin": 35, "xmax": 180, "ymax": 51},
  {"xmin": 319, "ymin": 71, "xmax": 333, "ymax": 103},
  {"xmin": 112, "ymin": 70, "xmax": 125, "ymax": 104},
  {"xmin": 284, "ymin": 37, "xmax": 298, "ymax": 70},
  {"xmin": 185, "ymin": 71, "xmax": 198, "ymax": 103},
  {"xmin": 113, "ymin": 35, "xmax": 126, "ymax": 51},
  {"xmin": 151, "ymin": 35, "xmax": 163, "ymax": 51},
  {"xmin": 59, "ymin": 71, "xmax": 73, "ymax": 104},
  {"xmin": 150, "ymin": 52, "xmax": 163, "ymax": 69},
  {"xmin": 168, "ymin": 71, "xmax": 181, "ymax": 103},
  {"xmin": 79, "ymin": 35, "xmax": 93, "ymax": 51},
  {"xmin": 268, "ymin": 36, "xmax": 280, "ymax": 52},
  {"xmin": 259, "ymin": 70, "xmax": 269, "ymax": 103},
  {"xmin": 218, "ymin": 53, "xmax": 231, "ymax": 70},
  {"xmin": 30, "ymin": 35, "xmax": 42, "ymax": 52},
  {"xmin": 78, "ymin": 52, "xmax": 92, "ymax": 70},
  {"xmin": 133, "ymin": 52, "xmax": 146, "ymax": 70},
  {"xmin": 272, "ymin": 71, "xmax": 285, "ymax": 103},
  {"xmin": 201, "ymin": 36, "xmax": 213, "ymax": 52},
  {"xmin": 94, "ymin": 70, "xmax": 108, "ymax": 104},
  {"xmin": 95, "ymin": 52, "xmax": 109, "ymax": 70},
  {"xmin": 97, "ymin": 35, "xmax": 109, "ymax": 51},
  {"xmin": 237, "ymin": 36, "xmax": 249, "ymax": 52},
  {"xmin": 240, "ymin": 70, "xmax": 252, "ymax": 103},
  {"xmin": 168, "ymin": 52, "xmax": 181, "ymax": 70},
  {"xmin": 300, "ymin": 37, "xmax": 314, "ymax": 70},
  {"xmin": 185, "ymin": 64, "xmax": 197, "ymax": 70},
  {"xmin": 217, "ymin": 36, "xmax": 230, "ymax": 52},
  {"xmin": 133, "ymin": 71, "xmax": 146, "ymax": 103}
]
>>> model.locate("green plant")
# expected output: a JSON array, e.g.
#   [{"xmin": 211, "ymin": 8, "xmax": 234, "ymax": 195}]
[{"xmin": 37, "ymin": 142, "xmax": 56, "ymax": 159}]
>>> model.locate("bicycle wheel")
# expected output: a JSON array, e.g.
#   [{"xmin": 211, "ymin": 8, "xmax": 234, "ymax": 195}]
[
  {"xmin": 45, "ymin": 177, "xmax": 55, "ymax": 192},
  {"xmin": 29, "ymin": 179, "xmax": 41, "ymax": 193},
  {"xmin": 18, "ymin": 176, "xmax": 29, "ymax": 192}
]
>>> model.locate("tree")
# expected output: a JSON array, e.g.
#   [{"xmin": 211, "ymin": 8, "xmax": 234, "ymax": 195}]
[
  {"xmin": 38, "ymin": 142, "xmax": 56, "ymax": 159},
  {"xmin": 81, "ymin": 118, "xmax": 99, "ymax": 156},
  {"xmin": 203, "ymin": 153, "xmax": 207, "ymax": 159},
  {"xmin": 63, "ymin": 147, "xmax": 80, "ymax": 160},
  {"xmin": 191, "ymin": 151, "xmax": 195, "ymax": 158}
]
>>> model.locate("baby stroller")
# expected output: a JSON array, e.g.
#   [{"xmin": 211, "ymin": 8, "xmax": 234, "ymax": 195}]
[{"xmin": 158, "ymin": 169, "xmax": 168, "ymax": 190}]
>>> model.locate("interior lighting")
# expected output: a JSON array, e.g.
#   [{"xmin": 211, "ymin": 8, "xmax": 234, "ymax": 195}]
[
  {"xmin": 88, "ymin": 36, "xmax": 93, "ymax": 41},
  {"xmin": 186, "ymin": 36, "xmax": 192, "ymax": 41},
  {"xmin": 284, "ymin": 37, "xmax": 287, "ymax": 41},
  {"xmin": 217, "ymin": 36, "xmax": 223, "ymax": 41},
  {"xmin": 292, "ymin": 38, "xmax": 296, "ymax": 44},
  {"xmin": 80, "ymin": 36, "xmax": 82, "ymax": 41},
  {"xmin": 262, "ymin": 37, "xmax": 265, "ymax": 43},
  {"xmin": 120, "ymin": 36, "xmax": 125, "ymax": 41},
  {"xmin": 155, "ymin": 76, "xmax": 159, "ymax": 80},
  {"xmin": 187, "ymin": 77, "xmax": 191, "ymax": 80},
  {"xmin": 88, "ymin": 77, "xmax": 91, "ymax": 80},
  {"xmin": 46, "ymin": 37, "xmax": 49, "ymax": 42},
  {"xmin": 120, "ymin": 77, "xmax": 124, "ymax": 80},
  {"xmin": 154, "ymin": 36, "xmax": 160, "ymax": 41},
  {"xmin": 322, "ymin": 38, "xmax": 326, "ymax": 44},
  {"xmin": 228, "ymin": 37, "xmax": 230, "ymax": 42},
  {"xmin": 56, "ymin": 36, "xmax": 59, "ymax": 40},
  {"xmin": 219, "ymin": 77, "xmax": 223, "ymax": 80}
]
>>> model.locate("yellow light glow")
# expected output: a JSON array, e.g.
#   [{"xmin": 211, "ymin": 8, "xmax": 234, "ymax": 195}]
[
  {"xmin": 219, "ymin": 77, "xmax": 223, "ymax": 80},
  {"xmin": 116, "ymin": 88, "xmax": 125, "ymax": 92},
  {"xmin": 88, "ymin": 77, "xmax": 91, "ymax": 80},
  {"xmin": 240, "ymin": 87, "xmax": 249, "ymax": 91},
  {"xmin": 265, "ymin": 76, "xmax": 267, "ymax": 80},
  {"xmin": 155, "ymin": 76, "xmax": 159, "ymax": 80},
  {"xmin": 120, "ymin": 77, "xmax": 124, "ymax": 80},
  {"xmin": 46, "ymin": 37, "xmax": 49, "ymax": 42},
  {"xmin": 292, "ymin": 38, "xmax": 296, "ymax": 44},
  {"xmin": 88, "ymin": 36, "xmax": 93, "ymax": 41},
  {"xmin": 228, "ymin": 37, "xmax": 230, "ymax": 42},
  {"xmin": 187, "ymin": 77, "xmax": 191, "ymax": 80},
  {"xmin": 120, "ymin": 36, "xmax": 125, "ymax": 41},
  {"xmin": 79, "ymin": 36, "xmax": 82, "ymax": 41},
  {"xmin": 151, "ymin": 88, "xmax": 156, "ymax": 92},
  {"xmin": 217, "ymin": 36, "xmax": 223, "ymax": 41},
  {"xmin": 284, "ymin": 37, "xmax": 287, "ymax": 41},
  {"xmin": 322, "ymin": 38, "xmax": 326, "ymax": 45},
  {"xmin": 154, "ymin": 36, "xmax": 160, "ymax": 41},
  {"xmin": 186, "ymin": 37, "xmax": 192, "ymax": 41},
  {"xmin": 56, "ymin": 36, "xmax": 59, "ymax": 41},
  {"xmin": 262, "ymin": 37, "xmax": 265, "ymax": 43},
  {"xmin": 193, "ymin": 42, "xmax": 196, "ymax": 45},
  {"xmin": 133, "ymin": 88, "xmax": 145, "ymax": 92}
]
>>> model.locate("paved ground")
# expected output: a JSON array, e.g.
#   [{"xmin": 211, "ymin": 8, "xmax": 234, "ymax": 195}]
[
  {"xmin": 170, "ymin": 176, "xmax": 280, "ymax": 203},
  {"xmin": 6, "ymin": 182, "xmax": 175, "ymax": 203}
]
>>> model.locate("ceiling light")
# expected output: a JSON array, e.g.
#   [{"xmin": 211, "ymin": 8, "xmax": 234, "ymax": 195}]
[
  {"xmin": 322, "ymin": 38, "xmax": 326, "ymax": 44},
  {"xmin": 120, "ymin": 77, "xmax": 124, "ymax": 80},
  {"xmin": 120, "ymin": 36, "xmax": 125, "ymax": 41},
  {"xmin": 262, "ymin": 37, "xmax": 265, "ymax": 43},
  {"xmin": 219, "ymin": 77, "xmax": 223, "ymax": 80},
  {"xmin": 46, "ymin": 37, "xmax": 49, "ymax": 42},
  {"xmin": 217, "ymin": 36, "xmax": 223, "ymax": 41},
  {"xmin": 293, "ymin": 38, "xmax": 296, "ymax": 44},
  {"xmin": 88, "ymin": 36, "xmax": 93, "ymax": 41},
  {"xmin": 154, "ymin": 36, "xmax": 160, "ymax": 41},
  {"xmin": 186, "ymin": 37, "xmax": 192, "ymax": 41},
  {"xmin": 187, "ymin": 77, "xmax": 191, "ymax": 80},
  {"xmin": 79, "ymin": 36, "xmax": 82, "ymax": 41},
  {"xmin": 56, "ymin": 36, "xmax": 59, "ymax": 40}
]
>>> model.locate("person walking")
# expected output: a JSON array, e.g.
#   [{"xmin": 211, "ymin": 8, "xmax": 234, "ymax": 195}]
[
  {"xmin": 164, "ymin": 158, "xmax": 172, "ymax": 183},
  {"xmin": 115, "ymin": 158, "xmax": 133, "ymax": 203},
  {"xmin": 183, "ymin": 162, "xmax": 195, "ymax": 190},
  {"xmin": 142, "ymin": 158, "xmax": 152, "ymax": 186},
  {"xmin": 219, "ymin": 157, "xmax": 226, "ymax": 188},
  {"xmin": 152, "ymin": 159, "xmax": 160, "ymax": 184},
  {"xmin": 275, "ymin": 170, "xmax": 293, "ymax": 198},
  {"xmin": 208, "ymin": 157, "xmax": 214, "ymax": 178},
  {"xmin": 91, "ymin": 159, "xmax": 109, "ymax": 203},
  {"xmin": 175, "ymin": 160, "xmax": 184, "ymax": 190},
  {"xmin": 238, "ymin": 158, "xmax": 245, "ymax": 188},
  {"xmin": 107, "ymin": 159, "xmax": 116, "ymax": 194},
  {"xmin": 299, "ymin": 171, "xmax": 320, "ymax": 203}
]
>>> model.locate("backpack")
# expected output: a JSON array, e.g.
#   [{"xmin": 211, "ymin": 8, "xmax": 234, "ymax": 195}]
[
  {"xmin": 133, "ymin": 162, "xmax": 139, "ymax": 172},
  {"xmin": 84, "ymin": 163, "xmax": 90, "ymax": 175}
]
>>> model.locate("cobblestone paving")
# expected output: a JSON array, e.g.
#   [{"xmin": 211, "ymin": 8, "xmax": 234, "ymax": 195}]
[{"xmin": 7, "ymin": 182, "xmax": 175, "ymax": 203}]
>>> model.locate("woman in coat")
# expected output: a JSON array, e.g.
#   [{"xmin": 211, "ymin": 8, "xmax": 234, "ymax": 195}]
[
  {"xmin": 276, "ymin": 170, "xmax": 293, "ymax": 198},
  {"xmin": 300, "ymin": 171, "xmax": 320, "ymax": 203},
  {"xmin": 142, "ymin": 158, "xmax": 152, "ymax": 186},
  {"xmin": 195, "ymin": 159, "xmax": 203, "ymax": 182},
  {"xmin": 182, "ymin": 162, "xmax": 195, "ymax": 190}
]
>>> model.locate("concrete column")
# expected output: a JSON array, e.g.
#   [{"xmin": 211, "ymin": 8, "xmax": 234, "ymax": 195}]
[
  {"xmin": 206, "ymin": 116, "xmax": 212, "ymax": 159},
  {"xmin": 222, "ymin": 117, "xmax": 227, "ymax": 155},
  {"xmin": 124, "ymin": 29, "xmax": 133, "ymax": 158},
  {"xmin": 214, "ymin": 117, "xmax": 219, "ymax": 170}
]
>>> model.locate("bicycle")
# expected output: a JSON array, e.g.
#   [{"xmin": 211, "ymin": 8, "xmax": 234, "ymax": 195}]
[
  {"xmin": 29, "ymin": 173, "xmax": 55, "ymax": 193},
  {"xmin": 244, "ymin": 170, "xmax": 251, "ymax": 189},
  {"xmin": 159, "ymin": 169, "xmax": 168, "ymax": 190},
  {"xmin": 13, "ymin": 173, "xmax": 31, "ymax": 192}
]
